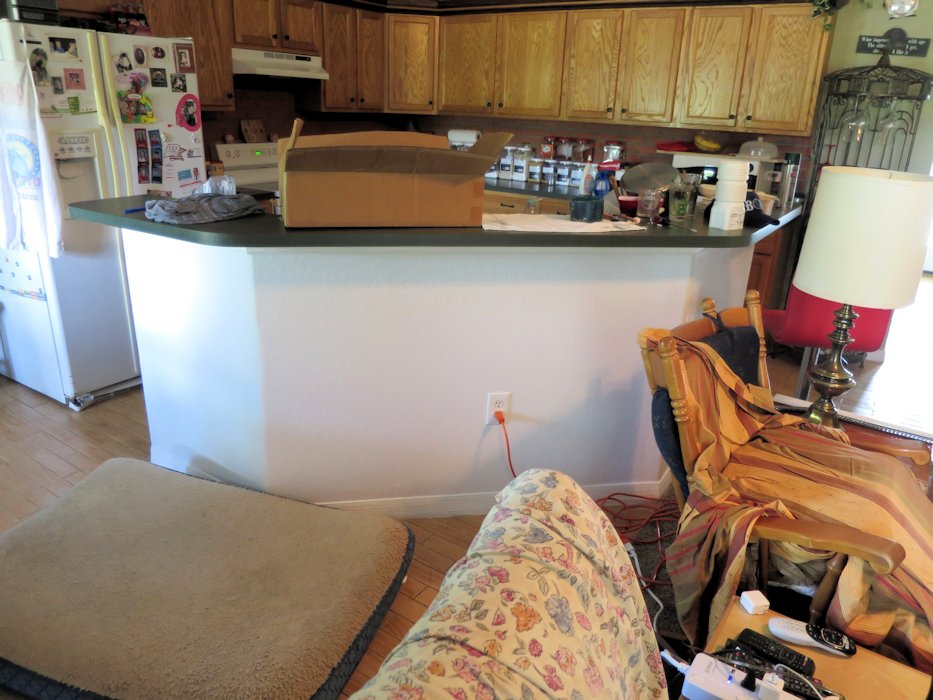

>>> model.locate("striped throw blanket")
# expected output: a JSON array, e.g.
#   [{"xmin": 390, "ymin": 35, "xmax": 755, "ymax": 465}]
[{"xmin": 643, "ymin": 331, "xmax": 933, "ymax": 672}]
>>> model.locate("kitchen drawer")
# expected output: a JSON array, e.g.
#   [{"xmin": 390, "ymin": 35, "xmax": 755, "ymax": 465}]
[
  {"xmin": 538, "ymin": 197, "xmax": 570, "ymax": 216},
  {"xmin": 483, "ymin": 191, "xmax": 529, "ymax": 213}
]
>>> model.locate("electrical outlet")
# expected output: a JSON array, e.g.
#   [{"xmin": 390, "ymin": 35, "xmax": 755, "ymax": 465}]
[{"xmin": 485, "ymin": 392, "xmax": 512, "ymax": 425}]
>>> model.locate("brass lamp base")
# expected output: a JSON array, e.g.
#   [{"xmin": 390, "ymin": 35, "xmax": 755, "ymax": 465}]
[{"xmin": 805, "ymin": 303, "xmax": 858, "ymax": 429}]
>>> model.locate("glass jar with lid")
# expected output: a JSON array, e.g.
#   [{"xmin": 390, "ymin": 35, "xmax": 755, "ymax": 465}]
[
  {"xmin": 528, "ymin": 156, "xmax": 543, "ymax": 183},
  {"xmin": 602, "ymin": 141, "xmax": 625, "ymax": 163},
  {"xmin": 555, "ymin": 137, "xmax": 573, "ymax": 161},
  {"xmin": 542, "ymin": 159, "xmax": 557, "ymax": 186},
  {"xmin": 569, "ymin": 161, "xmax": 586, "ymax": 190},
  {"xmin": 498, "ymin": 146, "xmax": 514, "ymax": 180},
  {"xmin": 539, "ymin": 137, "xmax": 556, "ymax": 161},
  {"xmin": 555, "ymin": 160, "xmax": 571, "ymax": 187},
  {"xmin": 572, "ymin": 139, "xmax": 594, "ymax": 163}
]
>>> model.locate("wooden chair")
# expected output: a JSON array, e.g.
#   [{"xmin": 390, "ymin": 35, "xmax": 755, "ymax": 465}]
[{"xmin": 637, "ymin": 289, "xmax": 930, "ymax": 625}]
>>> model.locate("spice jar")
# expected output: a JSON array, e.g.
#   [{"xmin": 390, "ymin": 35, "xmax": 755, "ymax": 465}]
[
  {"xmin": 555, "ymin": 160, "xmax": 571, "ymax": 186},
  {"xmin": 569, "ymin": 161, "xmax": 586, "ymax": 190},
  {"xmin": 555, "ymin": 137, "xmax": 573, "ymax": 161},
  {"xmin": 542, "ymin": 159, "xmax": 557, "ymax": 186},
  {"xmin": 602, "ymin": 141, "xmax": 624, "ymax": 163},
  {"xmin": 539, "ymin": 137, "xmax": 556, "ymax": 160},
  {"xmin": 572, "ymin": 139, "xmax": 594, "ymax": 163}
]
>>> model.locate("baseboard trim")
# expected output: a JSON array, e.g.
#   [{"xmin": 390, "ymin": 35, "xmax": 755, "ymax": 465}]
[{"xmin": 320, "ymin": 471, "xmax": 674, "ymax": 519}]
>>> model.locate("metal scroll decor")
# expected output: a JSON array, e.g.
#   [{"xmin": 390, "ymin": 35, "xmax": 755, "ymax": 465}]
[{"xmin": 807, "ymin": 48, "xmax": 932, "ymax": 201}]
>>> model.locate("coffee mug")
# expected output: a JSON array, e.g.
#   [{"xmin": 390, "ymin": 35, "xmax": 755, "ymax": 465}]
[{"xmin": 570, "ymin": 195, "xmax": 604, "ymax": 223}]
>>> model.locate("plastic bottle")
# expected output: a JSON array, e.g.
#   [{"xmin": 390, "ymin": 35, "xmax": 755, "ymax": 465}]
[
  {"xmin": 778, "ymin": 153, "xmax": 801, "ymax": 209},
  {"xmin": 524, "ymin": 197, "xmax": 540, "ymax": 215},
  {"xmin": 579, "ymin": 157, "xmax": 595, "ymax": 195}
]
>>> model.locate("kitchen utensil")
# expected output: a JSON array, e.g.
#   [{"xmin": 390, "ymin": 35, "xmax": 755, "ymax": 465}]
[
  {"xmin": 570, "ymin": 195, "xmax": 603, "ymax": 223},
  {"xmin": 620, "ymin": 162, "xmax": 678, "ymax": 195},
  {"xmin": 636, "ymin": 187, "xmax": 663, "ymax": 219},
  {"xmin": 240, "ymin": 119, "xmax": 267, "ymax": 143}
]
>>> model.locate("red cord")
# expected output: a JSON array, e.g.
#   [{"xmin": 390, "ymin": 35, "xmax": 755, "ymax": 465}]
[{"xmin": 494, "ymin": 410, "xmax": 516, "ymax": 478}]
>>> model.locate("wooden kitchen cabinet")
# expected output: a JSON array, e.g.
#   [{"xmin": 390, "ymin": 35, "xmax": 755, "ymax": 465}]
[
  {"xmin": 679, "ymin": 3, "xmax": 830, "ymax": 135},
  {"xmin": 561, "ymin": 10, "xmax": 623, "ymax": 121},
  {"xmin": 146, "ymin": 0, "xmax": 236, "ymax": 111},
  {"xmin": 438, "ymin": 14, "xmax": 498, "ymax": 114},
  {"xmin": 322, "ymin": 4, "xmax": 385, "ymax": 111},
  {"xmin": 561, "ymin": 8, "xmax": 684, "ymax": 124},
  {"xmin": 232, "ymin": 0, "xmax": 323, "ymax": 54},
  {"xmin": 617, "ymin": 8, "xmax": 686, "ymax": 124},
  {"xmin": 496, "ymin": 12, "xmax": 566, "ymax": 118},
  {"xmin": 678, "ymin": 6, "xmax": 753, "ymax": 129},
  {"xmin": 387, "ymin": 14, "xmax": 437, "ymax": 113},
  {"xmin": 483, "ymin": 191, "xmax": 571, "ymax": 216},
  {"xmin": 739, "ymin": 5, "xmax": 830, "ymax": 134}
]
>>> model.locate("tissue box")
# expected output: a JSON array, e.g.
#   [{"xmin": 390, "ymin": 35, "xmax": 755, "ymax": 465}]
[{"xmin": 278, "ymin": 129, "xmax": 512, "ymax": 228}]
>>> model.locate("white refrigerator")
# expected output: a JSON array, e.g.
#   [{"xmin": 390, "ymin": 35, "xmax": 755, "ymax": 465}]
[{"xmin": 0, "ymin": 20, "xmax": 206, "ymax": 409}]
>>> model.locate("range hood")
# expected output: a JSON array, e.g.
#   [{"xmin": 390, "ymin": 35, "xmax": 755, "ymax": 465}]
[{"xmin": 231, "ymin": 47, "xmax": 329, "ymax": 80}]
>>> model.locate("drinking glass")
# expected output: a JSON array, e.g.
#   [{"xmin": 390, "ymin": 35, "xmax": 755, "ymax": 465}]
[
  {"xmin": 636, "ymin": 187, "xmax": 662, "ymax": 219},
  {"xmin": 669, "ymin": 184, "xmax": 691, "ymax": 219}
]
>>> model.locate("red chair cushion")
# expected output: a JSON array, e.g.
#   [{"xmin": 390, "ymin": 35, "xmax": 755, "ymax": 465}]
[{"xmin": 762, "ymin": 285, "xmax": 893, "ymax": 352}]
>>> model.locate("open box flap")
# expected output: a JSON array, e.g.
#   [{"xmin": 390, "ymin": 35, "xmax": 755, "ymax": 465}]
[{"xmin": 284, "ymin": 145, "xmax": 500, "ymax": 177}]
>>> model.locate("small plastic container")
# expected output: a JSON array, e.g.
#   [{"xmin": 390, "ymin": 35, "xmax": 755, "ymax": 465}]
[
  {"xmin": 498, "ymin": 146, "xmax": 515, "ymax": 180},
  {"xmin": 572, "ymin": 139, "xmax": 594, "ymax": 163},
  {"xmin": 709, "ymin": 200, "xmax": 745, "ymax": 230},
  {"xmin": 556, "ymin": 137, "xmax": 573, "ymax": 160},
  {"xmin": 542, "ymin": 159, "xmax": 557, "ymax": 186},
  {"xmin": 528, "ymin": 157, "xmax": 543, "ymax": 183}
]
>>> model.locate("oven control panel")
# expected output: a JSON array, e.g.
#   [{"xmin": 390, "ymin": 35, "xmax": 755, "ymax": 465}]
[{"xmin": 213, "ymin": 142, "xmax": 279, "ymax": 170}]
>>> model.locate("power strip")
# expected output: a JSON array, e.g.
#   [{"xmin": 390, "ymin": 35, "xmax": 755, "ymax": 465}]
[{"xmin": 682, "ymin": 654, "xmax": 796, "ymax": 700}]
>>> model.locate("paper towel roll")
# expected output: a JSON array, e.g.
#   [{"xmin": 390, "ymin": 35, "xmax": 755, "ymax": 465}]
[{"xmin": 448, "ymin": 129, "xmax": 482, "ymax": 148}]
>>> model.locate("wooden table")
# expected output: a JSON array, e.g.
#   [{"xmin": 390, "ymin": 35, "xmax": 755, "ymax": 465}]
[{"xmin": 704, "ymin": 598, "xmax": 932, "ymax": 699}]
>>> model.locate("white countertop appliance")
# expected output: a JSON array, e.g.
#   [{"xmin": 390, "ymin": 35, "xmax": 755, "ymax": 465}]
[
  {"xmin": 0, "ymin": 19, "xmax": 207, "ymax": 408},
  {"xmin": 212, "ymin": 141, "xmax": 280, "ymax": 192}
]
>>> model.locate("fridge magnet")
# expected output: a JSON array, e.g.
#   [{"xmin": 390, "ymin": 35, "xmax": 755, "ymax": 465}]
[
  {"xmin": 151, "ymin": 46, "xmax": 166, "ymax": 60},
  {"xmin": 67, "ymin": 95, "xmax": 80, "ymax": 114},
  {"xmin": 172, "ymin": 43, "xmax": 194, "ymax": 73},
  {"xmin": 175, "ymin": 94, "xmax": 201, "ymax": 131},
  {"xmin": 150, "ymin": 68, "xmax": 167, "ymax": 88},
  {"xmin": 138, "ymin": 163, "xmax": 150, "ymax": 184},
  {"xmin": 64, "ymin": 68, "xmax": 85, "ymax": 90},
  {"xmin": 114, "ymin": 51, "xmax": 133, "ymax": 74},
  {"xmin": 29, "ymin": 48, "xmax": 49, "ymax": 85},
  {"xmin": 134, "ymin": 128, "xmax": 147, "ymax": 148},
  {"xmin": 148, "ymin": 129, "xmax": 162, "ymax": 149},
  {"xmin": 133, "ymin": 46, "xmax": 147, "ymax": 67},
  {"xmin": 164, "ymin": 143, "xmax": 187, "ymax": 160},
  {"xmin": 170, "ymin": 73, "xmax": 186, "ymax": 92},
  {"xmin": 137, "ymin": 147, "xmax": 149, "ymax": 163},
  {"xmin": 49, "ymin": 37, "xmax": 78, "ymax": 58},
  {"xmin": 116, "ymin": 72, "xmax": 155, "ymax": 123},
  {"xmin": 51, "ymin": 76, "xmax": 64, "ymax": 94},
  {"xmin": 151, "ymin": 165, "xmax": 162, "ymax": 184}
]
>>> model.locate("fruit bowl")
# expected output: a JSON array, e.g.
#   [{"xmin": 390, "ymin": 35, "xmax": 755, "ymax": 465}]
[{"xmin": 694, "ymin": 133, "xmax": 724, "ymax": 153}]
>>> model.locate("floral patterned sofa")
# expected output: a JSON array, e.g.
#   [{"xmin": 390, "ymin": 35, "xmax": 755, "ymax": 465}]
[{"xmin": 352, "ymin": 469, "xmax": 669, "ymax": 699}]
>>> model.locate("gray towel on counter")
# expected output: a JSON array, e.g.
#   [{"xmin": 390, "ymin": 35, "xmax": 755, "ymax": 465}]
[{"xmin": 145, "ymin": 193, "xmax": 265, "ymax": 224}]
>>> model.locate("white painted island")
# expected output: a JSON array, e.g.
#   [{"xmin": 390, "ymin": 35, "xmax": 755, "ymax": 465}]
[{"xmin": 71, "ymin": 197, "xmax": 799, "ymax": 517}]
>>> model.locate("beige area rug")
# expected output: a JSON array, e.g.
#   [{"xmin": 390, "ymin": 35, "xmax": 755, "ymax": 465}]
[{"xmin": 0, "ymin": 458, "xmax": 413, "ymax": 700}]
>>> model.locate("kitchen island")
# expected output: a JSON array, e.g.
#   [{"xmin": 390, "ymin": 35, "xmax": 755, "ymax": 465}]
[{"xmin": 71, "ymin": 196, "xmax": 800, "ymax": 516}]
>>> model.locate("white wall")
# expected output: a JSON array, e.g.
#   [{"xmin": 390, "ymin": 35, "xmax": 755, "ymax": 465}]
[{"xmin": 830, "ymin": 3, "xmax": 933, "ymax": 269}]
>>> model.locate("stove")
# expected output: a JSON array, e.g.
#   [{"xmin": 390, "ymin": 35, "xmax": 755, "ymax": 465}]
[{"xmin": 212, "ymin": 141, "xmax": 280, "ymax": 192}]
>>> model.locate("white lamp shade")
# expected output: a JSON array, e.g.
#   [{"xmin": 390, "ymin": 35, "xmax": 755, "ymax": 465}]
[{"xmin": 794, "ymin": 167, "xmax": 933, "ymax": 309}]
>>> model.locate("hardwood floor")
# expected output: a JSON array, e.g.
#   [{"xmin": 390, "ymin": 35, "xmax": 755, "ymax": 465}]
[
  {"xmin": 0, "ymin": 376, "xmax": 484, "ymax": 697},
  {"xmin": 1, "ymin": 275, "xmax": 928, "ymax": 694}
]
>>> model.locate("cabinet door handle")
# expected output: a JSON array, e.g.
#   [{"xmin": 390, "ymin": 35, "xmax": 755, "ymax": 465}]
[
  {"xmin": 428, "ymin": 100, "xmax": 433, "ymax": 105},
  {"xmin": 619, "ymin": 107, "xmax": 627, "ymax": 113},
  {"xmin": 606, "ymin": 107, "xmax": 612, "ymax": 113},
  {"xmin": 226, "ymin": 92, "xmax": 234, "ymax": 99},
  {"xmin": 745, "ymin": 115, "xmax": 753, "ymax": 121},
  {"xmin": 359, "ymin": 97, "xmax": 365, "ymax": 104},
  {"xmin": 500, "ymin": 203, "xmax": 515, "ymax": 208},
  {"xmin": 349, "ymin": 97, "xmax": 355, "ymax": 103},
  {"xmin": 486, "ymin": 102, "xmax": 492, "ymax": 107},
  {"xmin": 283, "ymin": 34, "xmax": 290, "ymax": 40},
  {"xmin": 272, "ymin": 33, "xmax": 278, "ymax": 39},
  {"xmin": 729, "ymin": 113, "xmax": 736, "ymax": 119},
  {"xmin": 498, "ymin": 102, "xmax": 504, "ymax": 108}
]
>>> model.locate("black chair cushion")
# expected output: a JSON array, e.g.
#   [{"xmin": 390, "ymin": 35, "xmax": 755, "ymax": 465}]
[{"xmin": 651, "ymin": 325, "xmax": 761, "ymax": 501}]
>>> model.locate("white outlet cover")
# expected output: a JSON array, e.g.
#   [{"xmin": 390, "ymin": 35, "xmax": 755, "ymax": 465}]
[{"xmin": 486, "ymin": 392, "xmax": 512, "ymax": 425}]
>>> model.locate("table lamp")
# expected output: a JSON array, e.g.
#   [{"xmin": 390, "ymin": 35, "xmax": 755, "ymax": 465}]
[{"xmin": 793, "ymin": 166, "xmax": 933, "ymax": 428}]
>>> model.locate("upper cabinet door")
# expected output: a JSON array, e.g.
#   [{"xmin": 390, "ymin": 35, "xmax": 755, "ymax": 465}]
[
  {"xmin": 617, "ymin": 8, "xmax": 686, "ymax": 124},
  {"xmin": 279, "ymin": 0, "xmax": 323, "ymax": 54},
  {"xmin": 740, "ymin": 5, "xmax": 830, "ymax": 134},
  {"xmin": 562, "ymin": 10, "xmax": 623, "ymax": 121},
  {"xmin": 678, "ymin": 6, "xmax": 753, "ymax": 128},
  {"xmin": 147, "ymin": 0, "xmax": 235, "ymax": 110},
  {"xmin": 233, "ymin": 0, "xmax": 279, "ymax": 49},
  {"xmin": 322, "ymin": 3, "xmax": 357, "ymax": 110},
  {"xmin": 387, "ymin": 14, "xmax": 437, "ymax": 113},
  {"xmin": 496, "ymin": 12, "xmax": 566, "ymax": 117},
  {"xmin": 356, "ymin": 9, "xmax": 386, "ymax": 111},
  {"xmin": 438, "ymin": 14, "xmax": 498, "ymax": 114}
]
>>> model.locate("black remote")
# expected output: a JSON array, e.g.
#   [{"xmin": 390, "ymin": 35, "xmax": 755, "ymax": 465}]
[
  {"xmin": 737, "ymin": 627, "xmax": 816, "ymax": 676},
  {"xmin": 720, "ymin": 639, "xmax": 823, "ymax": 700}
]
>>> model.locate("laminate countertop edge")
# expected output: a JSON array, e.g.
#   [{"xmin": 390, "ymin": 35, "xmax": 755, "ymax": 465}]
[{"xmin": 69, "ymin": 196, "xmax": 802, "ymax": 250}]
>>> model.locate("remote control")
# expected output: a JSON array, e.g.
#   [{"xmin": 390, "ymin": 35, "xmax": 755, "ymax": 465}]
[
  {"xmin": 769, "ymin": 617, "xmax": 857, "ymax": 657},
  {"xmin": 736, "ymin": 627, "xmax": 816, "ymax": 676},
  {"xmin": 719, "ymin": 639, "xmax": 823, "ymax": 700}
]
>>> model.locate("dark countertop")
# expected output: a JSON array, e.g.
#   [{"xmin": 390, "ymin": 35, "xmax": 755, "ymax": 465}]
[{"xmin": 69, "ymin": 195, "xmax": 801, "ymax": 249}]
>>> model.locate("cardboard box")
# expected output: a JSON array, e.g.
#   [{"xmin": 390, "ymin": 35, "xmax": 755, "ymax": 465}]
[{"xmin": 278, "ymin": 122, "xmax": 512, "ymax": 228}]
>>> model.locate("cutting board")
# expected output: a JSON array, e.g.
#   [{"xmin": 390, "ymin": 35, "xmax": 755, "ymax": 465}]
[{"xmin": 241, "ymin": 119, "xmax": 267, "ymax": 143}]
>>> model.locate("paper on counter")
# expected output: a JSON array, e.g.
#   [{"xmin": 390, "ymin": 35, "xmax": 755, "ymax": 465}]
[{"xmin": 482, "ymin": 213, "xmax": 645, "ymax": 233}]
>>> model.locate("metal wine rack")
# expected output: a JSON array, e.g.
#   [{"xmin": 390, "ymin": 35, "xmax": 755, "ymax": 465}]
[{"xmin": 806, "ymin": 52, "xmax": 933, "ymax": 201}]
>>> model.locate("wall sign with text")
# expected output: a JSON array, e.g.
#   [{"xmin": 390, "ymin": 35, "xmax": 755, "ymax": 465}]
[{"xmin": 857, "ymin": 35, "xmax": 930, "ymax": 57}]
